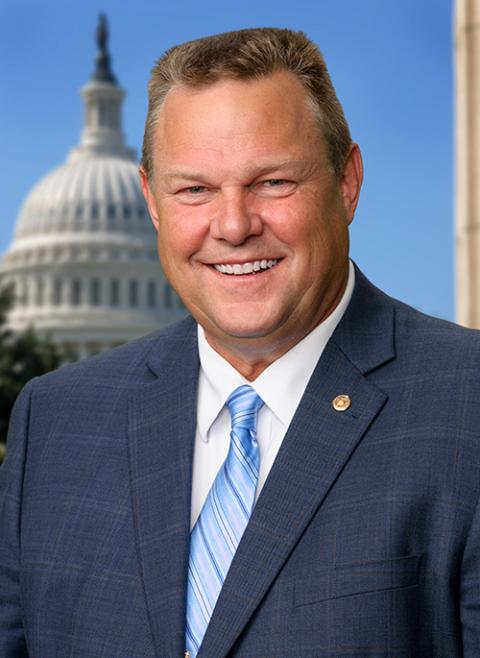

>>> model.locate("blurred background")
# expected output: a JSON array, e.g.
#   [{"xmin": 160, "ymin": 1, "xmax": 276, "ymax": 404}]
[{"xmin": 0, "ymin": 0, "xmax": 466, "ymax": 455}]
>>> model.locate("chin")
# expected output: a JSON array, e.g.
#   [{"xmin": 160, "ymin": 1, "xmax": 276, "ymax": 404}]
[{"xmin": 212, "ymin": 315, "xmax": 282, "ymax": 341}]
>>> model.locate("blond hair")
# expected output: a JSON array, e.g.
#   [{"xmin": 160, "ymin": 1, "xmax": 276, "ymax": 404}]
[{"xmin": 141, "ymin": 27, "xmax": 351, "ymax": 180}]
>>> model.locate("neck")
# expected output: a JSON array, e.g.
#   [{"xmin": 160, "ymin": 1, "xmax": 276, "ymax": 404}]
[
  {"xmin": 203, "ymin": 337, "xmax": 290, "ymax": 381},
  {"xmin": 203, "ymin": 268, "xmax": 350, "ymax": 381}
]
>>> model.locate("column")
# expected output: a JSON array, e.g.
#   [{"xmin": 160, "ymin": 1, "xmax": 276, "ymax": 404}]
[{"xmin": 456, "ymin": 0, "xmax": 480, "ymax": 326}]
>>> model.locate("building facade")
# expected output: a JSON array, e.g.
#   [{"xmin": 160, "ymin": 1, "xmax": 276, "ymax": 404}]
[
  {"xmin": 0, "ymin": 16, "xmax": 186, "ymax": 359},
  {"xmin": 455, "ymin": 0, "xmax": 480, "ymax": 327}
]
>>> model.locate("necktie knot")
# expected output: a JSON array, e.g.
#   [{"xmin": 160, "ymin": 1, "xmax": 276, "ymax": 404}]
[{"xmin": 226, "ymin": 385, "xmax": 264, "ymax": 432}]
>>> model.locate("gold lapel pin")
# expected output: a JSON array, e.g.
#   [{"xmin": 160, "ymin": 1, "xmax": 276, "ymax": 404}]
[{"xmin": 332, "ymin": 394, "xmax": 351, "ymax": 412}]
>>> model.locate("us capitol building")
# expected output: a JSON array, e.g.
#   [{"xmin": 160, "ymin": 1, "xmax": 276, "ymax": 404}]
[
  {"xmin": 0, "ymin": 17, "xmax": 186, "ymax": 360},
  {"xmin": 4, "ymin": 3, "xmax": 480, "ymax": 348}
]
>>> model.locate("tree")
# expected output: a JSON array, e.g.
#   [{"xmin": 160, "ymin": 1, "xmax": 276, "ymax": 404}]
[{"xmin": 0, "ymin": 285, "xmax": 63, "ymax": 464}]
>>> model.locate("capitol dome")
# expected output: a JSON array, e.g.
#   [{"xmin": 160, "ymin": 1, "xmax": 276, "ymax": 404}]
[
  {"xmin": 0, "ymin": 16, "xmax": 186, "ymax": 359},
  {"xmin": 14, "ymin": 158, "xmax": 148, "ymax": 241}
]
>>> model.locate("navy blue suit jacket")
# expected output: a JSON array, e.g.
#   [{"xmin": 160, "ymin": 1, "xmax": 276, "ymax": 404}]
[{"xmin": 2, "ymin": 268, "xmax": 480, "ymax": 657}]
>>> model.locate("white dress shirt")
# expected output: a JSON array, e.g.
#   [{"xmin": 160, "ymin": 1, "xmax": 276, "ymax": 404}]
[{"xmin": 190, "ymin": 261, "xmax": 355, "ymax": 528}]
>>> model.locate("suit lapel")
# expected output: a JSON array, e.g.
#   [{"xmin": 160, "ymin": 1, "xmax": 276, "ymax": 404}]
[
  {"xmin": 128, "ymin": 318, "xmax": 199, "ymax": 657},
  {"xmin": 199, "ymin": 267, "xmax": 396, "ymax": 657}
]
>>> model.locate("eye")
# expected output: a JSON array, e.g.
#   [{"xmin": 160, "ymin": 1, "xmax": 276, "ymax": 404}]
[
  {"xmin": 174, "ymin": 185, "xmax": 212, "ymax": 205},
  {"xmin": 253, "ymin": 179, "xmax": 297, "ymax": 197},
  {"xmin": 183, "ymin": 185, "xmax": 208, "ymax": 194},
  {"xmin": 264, "ymin": 179, "xmax": 288, "ymax": 187}
]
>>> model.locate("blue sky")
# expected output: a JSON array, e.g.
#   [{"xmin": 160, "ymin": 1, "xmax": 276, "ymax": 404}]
[{"xmin": 0, "ymin": 0, "xmax": 454, "ymax": 319}]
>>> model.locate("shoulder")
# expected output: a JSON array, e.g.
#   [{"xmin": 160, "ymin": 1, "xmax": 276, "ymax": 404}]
[
  {"xmin": 29, "ymin": 314, "xmax": 197, "ymax": 395},
  {"xmin": 365, "ymin": 285, "xmax": 480, "ymax": 419},
  {"xmin": 393, "ymin": 295, "xmax": 480, "ymax": 365},
  {"xmin": 353, "ymin": 265, "xmax": 480, "ymax": 364}
]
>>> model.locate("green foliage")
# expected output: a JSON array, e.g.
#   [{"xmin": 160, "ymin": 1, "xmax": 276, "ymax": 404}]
[{"xmin": 0, "ymin": 285, "xmax": 63, "ymax": 463}]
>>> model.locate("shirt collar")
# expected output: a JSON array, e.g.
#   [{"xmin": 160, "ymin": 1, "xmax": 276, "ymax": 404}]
[
  {"xmin": 197, "ymin": 260, "xmax": 355, "ymax": 441},
  {"xmin": 197, "ymin": 329, "xmax": 248, "ymax": 442}
]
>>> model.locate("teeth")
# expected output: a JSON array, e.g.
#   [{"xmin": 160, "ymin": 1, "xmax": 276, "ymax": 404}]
[{"xmin": 213, "ymin": 259, "xmax": 278, "ymax": 275}]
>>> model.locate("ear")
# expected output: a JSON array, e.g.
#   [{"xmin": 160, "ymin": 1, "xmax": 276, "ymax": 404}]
[
  {"xmin": 139, "ymin": 167, "xmax": 159, "ymax": 231},
  {"xmin": 339, "ymin": 143, "xmax": 363, "ymax": 224}
]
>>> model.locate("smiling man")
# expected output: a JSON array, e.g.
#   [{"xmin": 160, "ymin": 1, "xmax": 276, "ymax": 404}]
[
  {"xmin": 140, "ymin": 67, "xmax": 361, "ymax": 379},
  {"xmin": 1, "ymin": 28, "xmax": 480, "ymax": 658}
]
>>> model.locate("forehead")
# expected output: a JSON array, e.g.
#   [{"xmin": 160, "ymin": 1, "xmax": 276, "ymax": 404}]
[
  {"xmin": 152, "ymin": 71, "xmax": 324, "ymax": 173},
  {"xmin": 165, "ymin": 67, "xmax": 310, "ymax": 101}
]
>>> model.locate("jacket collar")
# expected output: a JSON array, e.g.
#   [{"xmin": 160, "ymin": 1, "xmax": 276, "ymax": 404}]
[
  {"xmin": 199, "ymin": 265, "xmax": 396, "ymax": 657},
  {"xmin": 130, "ymin": 266, "xmax": 396, "ymax": 657},
  {"xmin": 332, "ymin": 264, "xmax": 396, "ymax": 374}
]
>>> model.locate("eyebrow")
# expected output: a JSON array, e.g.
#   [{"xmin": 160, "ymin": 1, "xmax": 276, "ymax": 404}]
[
  {"xmin": 163, "ymin": 170, "xmax": 209, "ymax": 182},
  {"xmin": 162, "ymin": 159, "xmax": 305, "ymax": 182}
]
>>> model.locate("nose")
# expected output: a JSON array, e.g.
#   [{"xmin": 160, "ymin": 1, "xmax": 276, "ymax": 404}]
[{"xmin": 209, "ymin": 187, "xmax": 263, "ymax": 245}]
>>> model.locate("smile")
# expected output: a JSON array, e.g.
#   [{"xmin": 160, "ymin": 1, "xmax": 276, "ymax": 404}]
[{"xmin": 213, "ymin": 259, "xmax": 279, "ymax": 275}]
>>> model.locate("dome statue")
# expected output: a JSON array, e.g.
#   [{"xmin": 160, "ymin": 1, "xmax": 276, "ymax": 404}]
[{"xmin": 0, "ymin": 16, "xmax": 186, "ymax": 360}]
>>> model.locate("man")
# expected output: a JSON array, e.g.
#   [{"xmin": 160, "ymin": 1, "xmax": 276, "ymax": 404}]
[{"xmin": 1, "ymin": 27, "xmax": 480, "ymax": 658}]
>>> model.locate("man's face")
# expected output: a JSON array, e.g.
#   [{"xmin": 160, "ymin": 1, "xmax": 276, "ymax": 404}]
[{"xmin": 141, "ymin": 70, "xmax": 362, "ymax": 366}]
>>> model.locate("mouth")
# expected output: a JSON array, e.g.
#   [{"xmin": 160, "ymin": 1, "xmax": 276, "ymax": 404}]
[{"xmin": 211, "ymin": 259, "xmax": 280, "ymax": 275}]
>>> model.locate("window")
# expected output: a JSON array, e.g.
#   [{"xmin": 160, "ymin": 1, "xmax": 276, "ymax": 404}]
[
  {"xmin": 129, "ymin": 280, "xmax": 139, "ymax": 307},
  {"xmin": 53, "ymin": 279, "xmax": 62, "ymax": 306},
  {"xmin": 71, "ymin": 279, "xmax": 81, "ymax": 306},
  {"xmin": 90, "ymin": 279, "xmax": 100, "ymax": 306},
  {"xmin": 99, "ymin": 102, "xmax": 106, "ymax": 126},
  {"xmin": 110, "ymin": 279, "xmax": 120, "ymax": 307},
  {"xmin": 164, "ymin": 283, "xmax": 172, "ymax": 308},
  {"xmin": 35, "ymin": 278, "xmax": 44, "ymax": 306},
  {"xmin": 24, "ymin": 283, "xmax": 30, "ymax": 307},
  {"xmin": 147, "ymin": 280, "xmax": 156, "ymax": 307}
]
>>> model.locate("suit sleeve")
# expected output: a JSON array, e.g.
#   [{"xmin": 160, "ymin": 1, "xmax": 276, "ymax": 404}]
[
  {"xmin": 0, "ymin": 380, "xmax": 35, "ymax": 657},
  {"xmin": 461, "ymin": 491, "xmax": 480, "ymax": 655}
]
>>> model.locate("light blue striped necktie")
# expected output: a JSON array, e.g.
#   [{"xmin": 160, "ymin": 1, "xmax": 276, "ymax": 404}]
[{"xmin": 185, "ymin": 385, "xmax": 264, "ymax": 657}]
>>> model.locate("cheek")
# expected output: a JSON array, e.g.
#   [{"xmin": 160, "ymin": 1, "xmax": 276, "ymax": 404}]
[
  {"xmin": 284, "ymin": 194, "xmax": 346, "ymax": 251},
  {"xmin": 262, "ymin": 208, "xmax": 303, "ymax": 248},
  {"xmin": 265, "ymin": 191, "xmax": 324, "ymax": 242},
  {"xmin": 157, "ymin": 204, "xmax": 208, "ymax": 263}
]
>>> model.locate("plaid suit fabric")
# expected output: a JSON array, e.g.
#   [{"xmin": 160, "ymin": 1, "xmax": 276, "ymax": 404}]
[{"xmin": 2, "ymin": 268, "xmax": 480, "ymax": 657}]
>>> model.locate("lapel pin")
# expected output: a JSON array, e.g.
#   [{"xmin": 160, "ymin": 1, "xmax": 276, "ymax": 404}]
[{"xmin": 332, "ymin": 394, "xmax": 351, "ymax": 412}]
